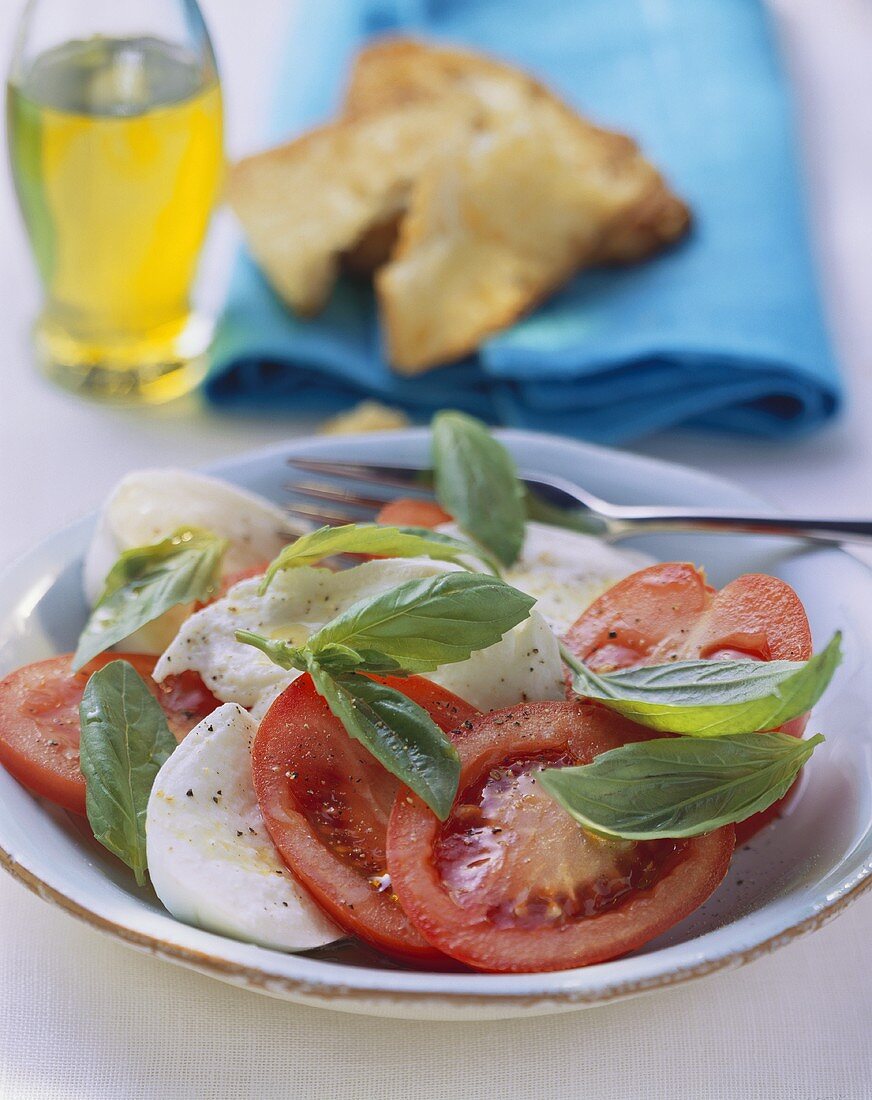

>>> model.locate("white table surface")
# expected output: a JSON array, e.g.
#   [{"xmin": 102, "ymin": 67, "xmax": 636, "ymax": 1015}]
[{"xmin": 1, "ymin": 1, "xmax": 870, "ymax": 1097}]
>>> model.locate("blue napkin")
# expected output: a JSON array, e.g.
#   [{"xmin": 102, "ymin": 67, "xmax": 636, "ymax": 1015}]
[{"xmin": 206, "ymin": 0, "xmax": 842, "ymax": 443}]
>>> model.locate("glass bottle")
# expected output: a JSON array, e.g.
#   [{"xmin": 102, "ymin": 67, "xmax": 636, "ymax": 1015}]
[{"xmin": 7, "ymin": 0, "xmax": 224, "ymax": 403}]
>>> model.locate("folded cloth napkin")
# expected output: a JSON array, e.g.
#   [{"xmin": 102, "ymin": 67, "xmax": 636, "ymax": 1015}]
[{"xmin": 206, "ymin": 0, "xmax": 842, "ymax": 443}]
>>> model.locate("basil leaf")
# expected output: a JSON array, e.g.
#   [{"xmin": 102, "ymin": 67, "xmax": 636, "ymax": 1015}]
[
  {"xmin": 561, "ymin": 633, "xmax": 841, "ymax": 736},
  {"xmin": 305, "ymin": 572, "xmax": 535, "ymax": 673},
  {"xmin": 306, "ymin": 643, "xmax": 405, "ymax": 675},
  {"xmin": 235, "ymin": 633, "xmax": 404, "ymax": 677},
  {"xmin": 540, "ymin": 732, "xmax": 824, "ymax": 840},
  {"xmin": 259, "ymin": 522, "xmax": 499, "ymax": 592},
  {"xmin": 431, "ymin": 411, "xmax": 526, "ymax": 567},
  {"xmin": 79, "ymin": 660, "xmax": 178, "ymax": 885},
  {"xmin": 308, "ymin": 661, "xmax": 460, "ymax": 819},
  {"xmin": 73, "ymin": 527, "xmax": 228, "ymax": 670}
]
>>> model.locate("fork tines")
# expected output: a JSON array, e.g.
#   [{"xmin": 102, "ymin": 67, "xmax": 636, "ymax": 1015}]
[{"xmin": 285, "ymin": 456, "xmax": 434, "ymax": 528}]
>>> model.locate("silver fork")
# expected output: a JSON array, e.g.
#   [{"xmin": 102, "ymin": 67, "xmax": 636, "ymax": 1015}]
[{"xmin": 285, "ymin": 457, "xmax": 872, "ymax": 546}]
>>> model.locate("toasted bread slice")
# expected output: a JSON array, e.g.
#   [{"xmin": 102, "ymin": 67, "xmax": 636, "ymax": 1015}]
[
  {"xmin": 378, "ymin": 114, "xmax": 671, "ymax": 373},
  {"xmin": 227, "ymin": 101, "xmax": 478, "ymax": 316},
  {"xmin": 341, "ymin": 214, "xmax": 402, "ymax": 277},
  {"xmin": 346, "ymin": 38, "xmax": 690, "ymax": 266}
]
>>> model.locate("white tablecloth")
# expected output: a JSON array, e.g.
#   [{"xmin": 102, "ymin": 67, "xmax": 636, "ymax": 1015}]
[{"xmin": 0, "ymin": 2, "xmax": 869, "ymax": 1097}]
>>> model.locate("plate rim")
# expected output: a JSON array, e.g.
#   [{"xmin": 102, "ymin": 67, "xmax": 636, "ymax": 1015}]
[
  {"xmin": 2, "ymin": 843, "xmax": 868, "ymax": 1010},
  {"xmin": 1, "ymin": 427, "xmax": 870, "ymax": 1012}
]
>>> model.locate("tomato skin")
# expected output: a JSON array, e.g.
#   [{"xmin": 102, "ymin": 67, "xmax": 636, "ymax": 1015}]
[
  {"xmin": 252, "ymin": 672, "xmax": 478, "ymax": 963},
  {"xmin": 375, "ymin": 498, "xmax": 452, "ymax": 529},
  {"xmin": 204, "ymin": 564, "xmax": 269, "ymax": 605},
  {"xmin": 564, "ymin": 562, "xmax": 713, "ymax": 671},
  {"xmin": 387, "ymin": 699, "xmax": 735, "ymax": 973},
  {"xmin": 151, "ymin": 666, "xmax": 223, "ymax": 738},
  {"xmin": 564, "ymin": 563, "xmax": 813, "ymax": 841},
  {"xmin": 563, "ymin": 564, "xmax": 811, "ymax": 669},
  {"xmin": 193, "ymin": 564, "xmax": 269, "ymax": 613},
  {"xmin": 0, "ymin": 653, "xmax": 220, "ymax": 815}
]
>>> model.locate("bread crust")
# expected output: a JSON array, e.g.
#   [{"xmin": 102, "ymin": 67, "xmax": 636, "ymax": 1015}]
[
  {"xmin": 360, "ymin": 41, "xmax": 690, "ymax": 371},
  {"xmin": 345, "ymin": 38, "xmax": 690, "ymax": 267},
  {"xmin": 227, "ymin": 36, "xmax": 691, "ymax": 371},
  {"xmin": 227, "ymin": 100, "xmax": 479, "ymax": 315}
]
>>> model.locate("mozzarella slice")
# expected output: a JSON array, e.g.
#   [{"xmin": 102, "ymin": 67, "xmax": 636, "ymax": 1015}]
[
  {"xmin": 426, "ymin": 610, "xmax": 563, "ymax": 710},
  {"xmin": 502, "ymin": 522, "xmax": 652, "ymax": 635},
  {"xmin": 83, "ymin": 469, "xmax": 292, "ymax": 653},
  {"xmin": 153, "ymin": 557, "xmax": 566, "ymax": 716},
  {"xmin": 146, "ymin": 703, "xmax": 341, "ymax": 951}
]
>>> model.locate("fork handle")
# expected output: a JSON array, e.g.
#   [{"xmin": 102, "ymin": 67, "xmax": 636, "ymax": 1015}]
[{"xmin": 604, "ymin": 511, "xmax": 872, "ymax": 546}]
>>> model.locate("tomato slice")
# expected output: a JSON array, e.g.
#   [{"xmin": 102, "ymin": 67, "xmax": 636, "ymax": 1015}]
[
  {"xmin": 214, "ymin": 564, "xmax": 269, "ymax": 600},
  {"xmin": 0, "ymin": 653, "xmax": 221, "ymax": 815},
  {"xmin": 375, "ymin": 498, "xmax": 452, "ymax": 529},
  {"xmin": 563, "ymin": 563, "xmax": 811, "ymax": 668},
  {"xmin": 387, "ymin": 699, "xmax": 735, "ymax": 973},
  {"xmin": 252, "ymin": 673, "xmax": 479, "ymax": 963},
  {"xmin": 192, "ymin": 563, "xmax": 270, "ymax": 613},
  {"xmin": 563, "ymin": 563, "xmax": 813, "ymax": 841}
]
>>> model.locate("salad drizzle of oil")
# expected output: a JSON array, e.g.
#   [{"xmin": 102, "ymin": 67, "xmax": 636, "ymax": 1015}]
[{"xmin": 435, "ymin": 753, "xmax": 688, "ymax": 930}]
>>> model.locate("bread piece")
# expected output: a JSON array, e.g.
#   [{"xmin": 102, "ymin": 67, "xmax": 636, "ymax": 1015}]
[
  {"xmin": 227, "ymin": 101, "xmax": 479, "ymax": 316},
  {"xmin": 341, "ymin": 214, "xmax": 402, "ymax": 277},
  {"xmin": 345, "ymin": 38, "xmax": 690, "ymax": 265},
  {"xmin": 318, "ymin": 400, "xmax": 411, "ymax": 435},
  {"xmin": 378, "ymin": 114, "xmax": 671, "ymax": 373}
]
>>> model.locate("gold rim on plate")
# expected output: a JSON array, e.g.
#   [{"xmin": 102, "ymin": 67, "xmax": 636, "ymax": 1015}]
[{"xmin": 2, "ymin": 842, "xmax": 869, "ymax": 1010}]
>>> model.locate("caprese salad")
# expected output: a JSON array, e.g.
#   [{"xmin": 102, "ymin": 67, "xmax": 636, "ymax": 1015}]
[{"xmin": 0, "ymin": 413, "xmax": 840, "ymax": 973}]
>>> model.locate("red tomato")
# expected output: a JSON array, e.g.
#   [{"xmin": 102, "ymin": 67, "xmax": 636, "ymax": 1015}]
[
  {"xmin": 563, "ymin": 563, "xmax": 813, "ymax": 842},
  {"xmin": 375, "ymin": 498, "xmax": 453, "ymax": 529},
  {"xmin": 252, "ymin": 673, "xmax": 479, "ymax": 963},
  {"xmin": 0, "ymin": 653, "xmax": 221, "ymax": 815},
  {"xmin": 195, "ymin": 563, "xmax": 269, "ymax": 610},
  {"xmin": 387, "ymin": 699, "xmax": 735, "ymax": 973},
  {"xmin": 563, "ymin": 563, "xmax": 811, "ymax": 669}
]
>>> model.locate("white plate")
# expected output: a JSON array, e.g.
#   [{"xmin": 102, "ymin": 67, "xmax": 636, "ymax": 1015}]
[{"xmin": 0, "ymin": 429, "xmax": 869, "ymax": 1020}]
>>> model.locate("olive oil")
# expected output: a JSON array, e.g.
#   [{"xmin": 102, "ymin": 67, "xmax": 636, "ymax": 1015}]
[{"xmin": 7, "ymin": 36, "xmax": 223, "ymax": 402}]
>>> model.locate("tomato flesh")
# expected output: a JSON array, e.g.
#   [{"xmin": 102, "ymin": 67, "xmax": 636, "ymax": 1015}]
[
  {"xmin": 375, "ymin": 498, "xmax": 452, "ymax": 529},
  {"xmin": 252, "ymin": 673, "xmax": 478, "ymax": 963},
  {"xmin": 434, "ymin": 751, "xmax": 686, "ymax": 930},
  {"xmin": 200, "ymin": 563, "xmax": 269, "ymax": 607},
  {"xmin": 564, "ymin": 563, "xmax": 811, "ymax": 669},
  {"xmin": 0, "ymin": 653, "xmax": 220, "ymax": 815},
  {"xmin": 387, "ymin": 700, "xmax": 735, "ymax": 972},
  {"xmin": 563, "ymin": 563, "xmax": 813, "ymax": 841}
]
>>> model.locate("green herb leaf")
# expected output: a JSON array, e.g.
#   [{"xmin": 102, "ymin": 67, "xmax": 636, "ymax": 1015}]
[
  {"xmin": 540, "ymin": 732, "xmax": 824, "ymax": 840},
  {"xmin": 259, "ymin": 522, "xmax": 500, "ymax": 592},
  {"xmin": 237, "ymin": 571, "xmax": 532, "ymax": 814},
  {"xmin": 304, "ymin": 572, "xmax": 535, "ymax": 673},
  {"xmin": 308, "ymin": 661, "xmax": 460, "ymax": 818},
  {"xmin": 78, "ymin": 660, "xmax": 178, "ymax": 884},
  {"xmin": 306, "ymin": 643, "xmax": 405, "ymax": 676},
  {"xmin": 73, "ymin": 527, "xmax": 228, "ymax": 670},
  {"xmin": 561, "ymin": 633, "xmax": 841, "ymax": 736},
  {"xmin": 235, "ymin": 632, "xmax": 404, "ymax": 677},
  {"xmin": 431, "ymin": 411, "xmax": 526, "ymax": 567}
]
